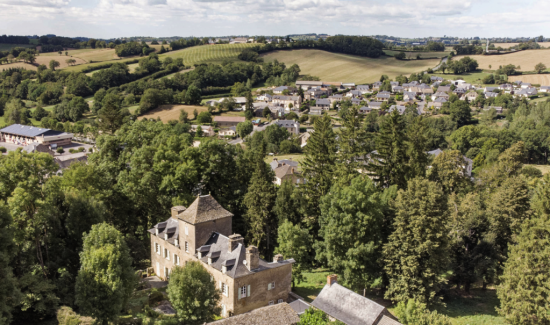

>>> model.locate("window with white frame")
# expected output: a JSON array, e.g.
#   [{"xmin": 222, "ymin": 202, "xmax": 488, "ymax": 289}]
[
  {"xmin": 174, "ymin": 254, "xmax": 180, "ymax": 265},
  {"xmin": 185, "ymin": 241, "xmax": 189, "ymax": 253},
  {"xmin": 240, "ymin": 285, "xmax": 247, "ymax": 298},
  {"xmin": 155, "ymin": 243, "xmax": 160, "ymax": 254},
  {"xmin": 185, "ymin": 225, "xmax": 188, "ymax": 236},
  {"xmin": 221, "ymin": 283, "xmax": 228, "ymax": 296},
  {"xmin": 268, "ymin": 282, "xmax": 275, "ymax": 290},
  {"xmin": 164, "ymin": 248, "xmax": 169, "ymax": 260},
  {"xmin": 268, "ymin": 300, "xmax": 274, "ymax": 306}
]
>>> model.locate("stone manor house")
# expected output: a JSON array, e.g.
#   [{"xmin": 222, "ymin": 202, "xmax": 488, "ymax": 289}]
[{"xmin": 149, "ymin": 195, "xmax": 295, "ymax": 318}]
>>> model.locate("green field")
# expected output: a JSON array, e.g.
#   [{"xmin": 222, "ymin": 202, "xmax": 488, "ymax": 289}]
[
  {"xmin": 262, "ymin": 49, "xmax": 441, "ymax": 84},
  {"xmin": 431, "ymin": 71, "xmax": 495, "ymax": 85},
  {"xmin": 384, "ymin": 50, "xmax": 451, "ymax": 59},
  {"xmin": 0, "ymin": 44, "xmax": 36, "ymax": 51},
  {"xmin": 64, "ymin": 43, "xmax": 256, "ymax": 72}
]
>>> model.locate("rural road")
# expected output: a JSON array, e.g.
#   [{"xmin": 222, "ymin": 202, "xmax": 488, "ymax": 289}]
[{"xmin": 433, "ymin": 57, "xmax": 448, "ymax": 71}]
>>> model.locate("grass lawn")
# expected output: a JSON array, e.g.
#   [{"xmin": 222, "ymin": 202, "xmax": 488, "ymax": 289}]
[
  {"xmin": 138, "ymin": 104, "xmax": 208, "ymax": 122},
  {"xmin": 295, "ymin": 269, "xmax": 506, "ymax": 324},
  {"xmin": 431, "ymin": 71, "xmax": 493, "ymax": 85},
  {"xmin": 530, "ymin": 164, "xmax": 550, "ymax": 174},
  {"xmin": 264, "ymin": 153, "xmax": 304, "ymax": 167},
  {"xmin": 261, "ymin": 49, "xmax": 441, "ymax": 84}
]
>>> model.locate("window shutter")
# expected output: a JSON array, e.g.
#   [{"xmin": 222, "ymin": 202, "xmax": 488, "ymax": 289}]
[
  {"xmin": 247, "ymin": 285, "xmax": 251, "ymax": 297},
  {"xmin": 238, "ymin": 288, "xmax": 241, "ymax": 300},
  {"xmin": 268, "ymin": 283, "xmax": 271, "ymax": 290}
]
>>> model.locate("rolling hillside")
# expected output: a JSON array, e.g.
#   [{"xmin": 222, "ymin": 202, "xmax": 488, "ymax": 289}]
[
  {"xmin": 261, "ymin": 49, "xmax": 441, "ymax": 84},
  {"xmin": 456, "ymin": 50, "xmax": 550, "ymax": 71}
]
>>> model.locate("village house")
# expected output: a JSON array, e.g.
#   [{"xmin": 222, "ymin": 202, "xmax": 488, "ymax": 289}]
[
  {"xmin": 295, "ymin": 80, "xmax": 323, "ymax": 90},
  {"xmin": 376, "ymin": 92, "xmax": 391, "ymax": 101},
  {"xmin": 0, "ymin": 124, "xmax": 73, "ymax": 147},
  {"xmin": 389, "ymin": 105, "xmax": 406, "ymax": 115},
  {"xmin": 328, "ymin": 94, "xmax": 343, "ymax": 105},
  {"xmin": 257, "ymin": 93, "xmax": 273, "ymax": 102},
  {"xmin": 350, "ymin": 98, "xmax": 361, "ymax": 106},
  {"xmin": 273, "ymin": 86, "xmax": 294, "ymax": 95},
  {"xmin": 214, "ymin": 116, "xmax": 246, "ymax": 128},
  {"xmin": 436, "ymin": 85, "xmax": 451, "ymax": 93},
  {"xmin": 463, "ymin": 91, "xmax": 478, "ymax": 102},
  {"xmin": 372, "ymin": 81, "xmax": 382, "ymax": 91},
  {"xmin": 229, "ymin": 37, "xmax": 248, "ymax": 44},
  {"xmin": 428, "ymin": 148, "xmax": 473, "ymax": 177},
  {"xmin": 484, "ymin": 86, "xmax": 498, "ymax": 93},
  {"xmin": 312, "ymin": 275, "xmax": 402, "ymax": 325},
  {"xmin": 539, "ymin": 86, "xmax": 550, "ymax": 93},
  {"xmin": 499, "ymin": 84, "xmax": 514, "ymax": 93},
  {"xmin": 346, "ymin": 90, "xmax": 363, "ymax": 99},
  {"xmin": 219, "ymin": 127, "xmax": 237, "ymax": 137},
  {"xmin": 392, "ymin": 85, "xmax": 404, "ymax": 93},
  {"xmin": 422, "ymin": 88, "xmax": 434, "ymax": 96},
  {"xmin": 309, "ymin": 107, "xmax": 324, "ymax": 115},
  {"xmin": 431, "ymin": 76, "xmax": 444, "ymax": 82},
  {"xmin": 403, "ymin": 91, "xmax": 417, "ymax": 102},
  {"xmin": 304, "ymin": 87, "xmax": 327, "ymax": 100},
  {"xmin": 272, "ymin": 95, "xmax": 302, "ymax": 110},
  {"xmin": 520, "ymin": 82, "xmax": 532, "ymax": 89},
  {"xmin": 315, "ymin": 98, "xmax": 331, "ymax": 110},
  {"xmin": 322, "ymin": 81, "xmax": 344, "ymax": 90},
  {"xmin": 273, "ymin": 164, "xmax": 303, "ymax": 185},
  {"xmin": 191, "ymin": 125, "xmax": 215, "ymax": 137},
  {"xmin": 207, "ymin": 303, "xmax": 300, "ymax": 325},
  {"xmin": 359, "ymin": 106, "xmax": 372, "ymax": 114},
  {"xmin": 273, "ymin": 119, "xmax": 300, "ymax": 135},
  {"xmin": 368, "ymin": 101, "xmax": 383, "ymax": 110},
  {"xmin": 485, "ymin": 92, "xmax": 498, "ymax": 99},
  {"xmin": 270, "ymin": 157, "xmax": 299, "ymax": 171},
  {"xmin": 432, "ymin": 91, "xmax": 449, "ymax": 101},
  {"xmin": 515, "ymin": 87, "xmax": 538, "ymax": 98},
  {"xmin": 149, "ymin": 195, "xmax": 295, "ymax": 318},
  {"xmin": 484, "ymin": 106, "xmax": 504, "ymax": 114},
  {"xmin": 357, "ymin": 85, "xmax": 371, "ymax": 94},
  {"xmin": 342, "ymin": 83, "xmax": 355, "ymax": 89},
  {"xmin": 298, "ymin": 131, "xmax": 311, "ymax": 148},
  {"xmin": 427, "ymin": 101, "xmax": 443, "ymax": 109}
]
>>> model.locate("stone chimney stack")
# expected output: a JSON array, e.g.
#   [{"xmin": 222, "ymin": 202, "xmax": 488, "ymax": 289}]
[
  {"xmin": 273, "ymin": 254, "xmax": 284, "ymax": 263},
  {"xmin": 327, "ymin": 274, "xmax": 338, "ymax": 287},
  {"xmin": 245, "ymin": 246, "xmax": 259, "ymax": 271},
  {"xmin": 171, "ymin": 206, "xmax": 186, "ymax": 219},
  {"xmin": 228, "ymin": 234, "xmax": 244, "ymax": 252}
]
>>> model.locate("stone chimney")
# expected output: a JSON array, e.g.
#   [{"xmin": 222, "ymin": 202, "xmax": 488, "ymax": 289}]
[
  {"xmin": 245, "ymin": 246, "xmax": 259, "ymax": 271},
  {"xmin": 228, "ymin": 234, "xmax": 244, "ymax": 252},
  {"xmin": 327, "ymin": 274, "xmax": 338, "ymax": 287},
  {"xmin": 273, "ymin": 254, "xmax": 284, "ymax": 263},
  {"xmin": 171, "ymin": 206, "xmax": 186, "ymax": 219}
]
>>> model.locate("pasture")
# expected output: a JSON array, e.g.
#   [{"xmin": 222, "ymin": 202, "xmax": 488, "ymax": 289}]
[
  {"xmin": 384, "ymin": 50, "xmax": 450, "ymax": 59},
  {"xmin": 34, "ymin": 55, "xmax": 86, "ymax": 69},
  {"xmin": 509, "ymin": 74, "xmax": 550, "ymax": 85},
  {"xmin": 493, "ymin": 42, "xmax": 550, "ymax": 49},
  {"xmin": 0, "ymin": 62, "xmax": 38, "ymax": 71},
  {"xmin": 137, "ymin": 105, "xmax": 208, "ymax": 122},
  {"xmin": 41, "ymin": 48, "xmax": 119, "ymax": 63},
  {"xmin": 456, "ymin": 50, "xmax": 550, "ymax": 71},
  {"xmin": 261, "ymin": 49, "xmax": 441, "ymax": 83}
]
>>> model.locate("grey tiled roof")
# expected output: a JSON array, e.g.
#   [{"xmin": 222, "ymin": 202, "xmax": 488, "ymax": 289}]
[
  {"xmin": 0, "ymin": 124, "xmax": 56, "ymax": 137},
  {"xmin": 270, "ymin": 159, "xmax": 299, "ymax": 170},
  {"xmin": 316, "ymin": 98, "xmax": 331, "ymax": 105},
  {"xmin": 177, "ymin": 195, "xmax": 233, "ymax": 224},
  {"xmin": 288, "ymin": 299, "xmax": 311, "ymax": 315},
  {"xmin": 149, "ymin": 216, "xmax": 180, "ymax": 246},
  {"xmin": 197, "ymin": 232, "xmax": 295, "ymax": 279},
  {"xmin": 208, "ymin": 303, "xmax": 300, "ymax": 325},
  {"xmin": 311, "ymin": 283, "xmax": 389, "ymax": 325}
]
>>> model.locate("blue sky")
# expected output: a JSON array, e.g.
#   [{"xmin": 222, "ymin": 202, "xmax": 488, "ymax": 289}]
[{"xmin": 0, "ymin": 0, "xmax": 546, "ymax": 39}]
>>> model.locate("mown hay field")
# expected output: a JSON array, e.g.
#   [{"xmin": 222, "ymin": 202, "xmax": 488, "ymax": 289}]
[
  {"xmin": 456, "ymin": 50, "xmax": 550, "ymax": 71},
  {"xmin": 34, "ymin": 55, "xmax": 86, "ymax": 69},
  {"xmin": 493, "ymin": 42, "xmax": 550, "ymax": 49},
  {"xmin": 0, "ymin": 62, "xmax": 37, "ymax": 71},
  {"xmin": 384, "ymin": 50, "xmax": 451, "ymax": 59},
  {"xmin": 138, "ymin": 105, "xmax": 208, "ymax": 122},
  {"xmin": 41, "ymin": 49, "xmax": 119, "ymax": 63},
  {"xmin": 509, "ymin": 74, "xmax": 550, "ymax": 85},
  {"xmin": 261, "ymin": 49, "xmax": 440, "ymax": 84},
  {"xmin": 159, "ymin": 43, "xmax": 257, "ymax": 65}
]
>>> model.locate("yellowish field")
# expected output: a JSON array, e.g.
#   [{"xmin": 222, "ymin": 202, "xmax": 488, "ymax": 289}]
[
  {"xmin": 262, "ymin": 50, "xmax": 440, "ymax": 84},
  {"xmin": 493, "ymin": 42, "xmax": 550, "ymax": 49},
  {"xmin": 34, "ymin": 55, "xmax": 86, "ymax": 69},
  {"xmin": 0, "ymin": 62, "xmax": 37, "ymax": 71},
  {"xmin": 138, "ymin": 105, "xmax": 208, "ymax": 122},
  {"xmin": 384, "ymin": 50, "xmax": 450, "ymax": 59},
  {"xmin": 456, "ymin": 50, "xmax": 550, "ymax": 71},
  {"xmin": 42, "ymin": 49, "xmax": 120, "ymax": 64},
  {"xmin": 508, "ymin": 75, "xmax": 550, "ymax": 85},
  {"xmin": 159, "ymin": 43, "xmax": 257, "ymax": 65}
]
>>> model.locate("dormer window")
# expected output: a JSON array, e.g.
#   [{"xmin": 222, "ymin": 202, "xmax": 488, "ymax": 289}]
[
  {"xmin": 155, "ymin": 228, "xmax": 159, "ymax": 235},
  {"xmin": 208, "ymin": 257, "xmax": 212, "ymax": 265},
  {"xmin": 174, "ymin": 239, "xmax": 179, "ymax": 246},
  {"xmin": 222, "ymin": 265, "xmax": 227, "ymax": 274},
  {"xmin": 164, "ymin": 233, "xmax": 168, "ymax": 240}
]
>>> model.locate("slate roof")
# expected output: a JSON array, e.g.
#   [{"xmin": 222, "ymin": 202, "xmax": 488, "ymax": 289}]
[
  {"xmin": 389, "ymin": 105, "xmax": 406, "ymax": 115},
  {"xmin": 23, "ymin": 143, "xmax": 55, "ymax": 156},
  {"xmin": 207, "ymin": 303, "xmax": 300, "ymax": 325},
  {"xmin": 274, "ymin": 120, "xmax": 299, "ymax": 128},
  {"xmin": 177, "ymin": 195, "xmax": 233, "ymax": 224},
  {"xmin": 377, "ymin": 93, "xmax": 390, "ymax": 99},
  {"xmin": 197, "ymin": 232, "xmax": 295, "ymax": 279},
  {"xmin": 274, "ymin": 164, "xmax": 299, "ymax": 179},
  {"xmin": 0, "ymin": 124, "xmax": 56, "ymax": 137},
  {"xmin": 270, "ymin": 159, "xmax": 299, "ymax": 170},
  {"xmin": 55, "ymin": 155, "xmax": 88, "ymax": 170},
  {"xmin": 312, "ymin": 283, "xmax": 396, "ymax": 325},
  {"xmin": 368, "ymin": 102, "xmax": 383, "ymax": 108},
  {"xmin": 437, "ymin": 86, "xmax": 451, "ymax": 93},
  {"xmin": 149, "ymin": 215, "xmax": 180, "ymax": 246},
  {"xmin": 316, "ymin": 98, "xmax": 331, "ymax": 106},
  {"xmin": 288, "ymin": 299, "xmax": 311, "ymax": 315}
]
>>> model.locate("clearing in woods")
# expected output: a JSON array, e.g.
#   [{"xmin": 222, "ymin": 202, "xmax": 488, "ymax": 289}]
[
  {"xmin": 456, "ymin": 50, "xmax": 550, "ymax": 71},
  {"xmin": 492, "ymin": 42, "xmax": 550, "ymax": 49},
  {"xmin": 509, "ymin": 74, "xmax": 550, "ymax": 85},
  {"xmin": 138, "ymin": 105, "xmax": 208, "ymax": 122},
  {"xmin": 261, "ymin": 49, "xmax": 441, "ymax": 84}
]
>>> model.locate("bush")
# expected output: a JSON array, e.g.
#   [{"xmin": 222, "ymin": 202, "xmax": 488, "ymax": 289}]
[
  {"xmin": 78, "ymin": 147, "xmax": 86, "ymax": 152},
  {"xmin": 57, "ymin": 147, "xmax": 64, "ymax": 154},
  {"xmin": 522, "ymin": 165, "xmax": 543, "ymax": 178},
  {"xmin": 88, "ymin": 147, "xmax": 93, "ymax": 153},
  {"xmin": 69, "ymin": 148, "xmax": 77, "ymax": 154},
  {"xmin": 0, "ymin": 147, "xmax": 6, "ymax": 153}
]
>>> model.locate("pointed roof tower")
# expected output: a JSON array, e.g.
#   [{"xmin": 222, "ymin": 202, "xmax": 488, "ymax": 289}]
[{"xmin": 177, "ymin": 195, "xmax": 233, "ymax": 224}]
